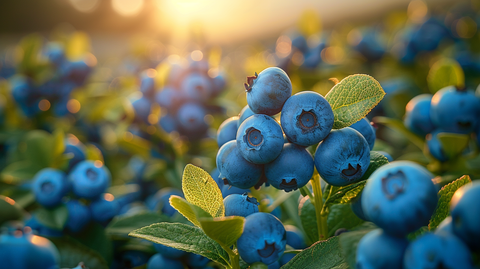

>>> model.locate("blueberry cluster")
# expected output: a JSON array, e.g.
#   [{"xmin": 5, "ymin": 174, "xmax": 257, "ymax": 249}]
[
  {"xmin": 10, "ymin": 42, "xmax": 93, "ymax": 118},
  {"xmin": 129, "ymin": 56, "xmax": 227, "ymax": 140},
  {"xmin": 354, "ymin": 161, "xmax": 477, "ymax": 268},
  {"xmin": 216, "ymin": 67, "xmax": 376, "ymax": 192},
  {"xmin": 146, "ymin": 244, "xmax": 212, "ymax": 269},
  {"xmin": 403, "ymin": 85, "xmax": 480, "ymax": 161}
]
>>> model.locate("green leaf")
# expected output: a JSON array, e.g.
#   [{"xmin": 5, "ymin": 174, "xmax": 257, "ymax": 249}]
[
  {"xmin": 71, "ymin": 223, "xmax": 113, "ymax": 264},
  {"xmin": 170, "ymin": 195, "xmax": 211, "ymax": 227},
  {"xmin": 1, "ymin": 160, "xmax": 43, "ymax": 184},
  {"xmin": 326, "ymin": 74, "xmax": 385, "ymax": 129},
  {"xmin": 324, "ymin": 181, "xmax": 367, "ymax": 209},
  {"xmin": 49, "ymin": 237, "xmax": 109, "ymax": 269},
  {"xmin": 429, "ymin": 175, "xmax": 471, "ymax": 230},
  {"xmin": 117, "ymin": 131, "xmax": 151, "ymax": 159},
  {"xmin": 282, "ymin": 236, "xmax": 348, "ymax": 269},
  {"xmin": 338, "ymin": 224, "xmax": 376, "ymax": 268},
  {"xmin": 199, "ymin": 216, "xmax": 245, "ymax": 247},
  {"xmin": 106, "ymin": 212, "xmax": 170, "ymax": 237},
  {"xmin": 22, "ymin": 130, "xmax": 54, "ymax": 169},
  {"xmin": 85, "ymin": 143, "xmax": 104, "ymax": 163},
  {"xmin": 129, "ymin": 222, "xmax": 230, "ymax": 267},
  {"xmin": 51, "ymin": 129, "xmax": 65, "ymax": 162},
  {"xmin": 299, "ymin": 196, "xmax": 318, "ymax": 245},
  {"xmin": 373, "ymin": 116, "xmax": 425, "ymax": 150},
  {"xmin": 182, "ymin": 164, "xmax": 224, "ymax": 218},
  {"xmin": 327, "ymin": 204, "xmax": 364, "ymax": 237},
  {"xmin": 427, "ymin": 58, "xmax": 465, "ymax": 94},
  {"xmin": 0, "ymin": 195, "xmax": 24, "ymax": 225},
  {"xmin": 359, "ymin": 151, "xmax": 390, "ymax": 181},
  {"xmin": 35, "ymin": 204, "xmax": 68, "ymax": 230},
  {"xmin": 436, "ymin": 133, "xmax": 470, "ymax": 160},
  {"xmin": 0, "ymin": 188, "xmax": 35, "ymax": 208}
]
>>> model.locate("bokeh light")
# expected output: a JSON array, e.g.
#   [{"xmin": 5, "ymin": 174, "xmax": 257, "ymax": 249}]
[
  {"xmin": 69, "ymin": 0, "xmax": 99, "ymax": 13},
  {"xmin": 111, "ymin": 0, "xmax": 144, "ymax": 17}
]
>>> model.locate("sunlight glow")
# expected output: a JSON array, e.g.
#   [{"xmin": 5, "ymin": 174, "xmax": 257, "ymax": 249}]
[
  {"xmin": 112, "ymin": 0, "xmax": 144, "ymax": 17},
  {"xmin": 69, "ymin": 0, "xmax": 99, "ymax": 13}
]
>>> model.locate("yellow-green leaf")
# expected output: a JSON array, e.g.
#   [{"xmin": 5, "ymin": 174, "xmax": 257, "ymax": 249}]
[
  {"xmin": 198, "ymin": 216, "xmax": 245, "ymax": 248},
  {"xmin": 326, "ymin": 74, "xmax": 386, "ymax": 129},
  {"xmin": 169, "ymin": 196, "xmax": 202, "ymax": 227},
  {"xmin": 437, "ymin": 133, "xmax": 470, "ymax": 160},
  {"xmin": 427, "ymin": 58, "xmax": 464, "ymax": 94},
  {"xmin": 182, "ymin": 164, "xmax": 224, "ymax": 218},
  {"xmin": 52, "ymin": 129, "xmax": 65, "ymax": 159},
  {"xmin": 374, "ymin": 116, "xmax": 425, "ymax": 150}
]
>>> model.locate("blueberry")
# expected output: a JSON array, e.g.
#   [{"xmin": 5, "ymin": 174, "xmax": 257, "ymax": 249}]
[
  {"xmin": 430, "ymin": 86, "xmax": 480, "ymax": 134},
  {"xmin": 180, "ymin": 73, "xmax": 213, "ymax": 103},
  {"xmin": 426, "ymin": 130, "xmax": 448, "ymax": 162},
  {"xmin": 403, "ymin": 94, "xmax": 435, "ymax": 136},
  {"xmin": 90, "ymin": 195, "xmax": 120, "ymax": 224},
  {"xmin": 314, "ymin": 127, "xmax": 370, "ymax": 186},
  {"xmin": 238, "ymin": 105, "xmax": 255, "ymax": 126},
  {"xmin": 450, "ymin": 181, "xmax": 480, "ymax": 249},
  {"xmin": 0, "ymin": 231, "xmax": 60, "ymax": 269},
  {"xmin": 131, "ymin": 97, "xmax": 152, "ymax": 124},
  {"xmin": 350, "ymin": 191, "xmax": 369, "ymax": 221},
  {"xmin": 356, "ymin": 229, "xmax": 408, "ymax": 269},
  {"xmin": 361, "ymin": 161, "xmax": 438, "ymax": 237},
  {"xmin": 280, "ymin": 91, "xmax": 334, "ymax": 147},
  {"xmin": 185, "ymin": 252, "xmax": 210, "ymax": 268},
  {"xmin": 352, "ymin": 29, "xmax": 386, "ymax": 61},
  {"xmin": 146, "ymin": 188, "xmax": 183, "ymax": 216},
  {"xmin": 410, "ymin": 18, "xmax": 449, "ymax": 52},
  {"xmin": 263, "ymin": 196, "xmax": 282, "ymax": 219},
  {"xmin": 158, "ymin": 113, "xmax": 177, "ymax": 133},
  {"xmin": 291, "ymin": 34, "xmax": 308, "ymax": 54},
  {"xmin": 349, "ymin": 118, "xmax": 376, "ymax": 150},
  {"xmin": 64, "ymin": 136, "xmax": 86, "ymax": 172},
  {"xmin": 147, "ymin": 253, "xmax": 184, "ymax": 269},
  {"xmin": 24, "ymin": 216, "xmax": 64, "ymax": 237},
  {"xmin": 32, "ymin": 168, "xmax": 69, "ymax": 208},
  {"xmin": 177, "ymin": 102, "xmax": 209, "ymax": 134},
  {"xmin": 65, "ymin": 199, "xmax": 91, "ymax": 233},
  {"xmin": 211, "ymin": 72, "xmax": 227, "ymax": 97},
  {"xmin": 217, "ymin": 116, "xmax": 238, "ymax": 148},
  {"xmin": 69, "ymin": 160, "xmax": 111, "ymax": 200},
  {"xmin": 285, "ymin": 225, "xmax": 306, "ymax": 249},
  {"xmin": 139, "ymin": 69, "xmax": 156, "ymax": 98},
  {"xmin": 403, "ymin": 232, "xmax": 474, "ymax": 269},
  {"xmin": 216, "ymin": 140, "xmax": 263, "ymax": 189},
  {"xmin": 224, "ymin": 193, "xmax": 259, "ymax": 217},
  {"xmin": 237, "ymin": 212, "xmax": 286, "ymax": 265},
  {"xmin": 265, "ymin": 143, "xmax": 314, "ymax": 192},
  {"xmin": 155, "ymin": 86, "xmax": 184, "ymax": 112},
  {"xmin": 301, "ymin": 42, "xmax": 325, "ymax": 70},
  {"xmin": 153, "ymin": 243, "xmax": 185, "ymax": 259},
  {"xmin": 236, "ymin": 114, "xmax": 284, "ymax": 164},
  {"xmin": 120, "ymin": 250, "xmax": 150, "ymax": 268},
  {"xmin": 434, "ymin": 216, "xmax": 454, "ymax": 236},
  {"xmin": 210, "ymin": 168, "xmax": 224, "ymax": 189},
  {"xmin": 245, "ymin": 67, "xmax": 292, "ymax": 115},
  {"xmin": 45, "ymin": 42, "xmax": 65, "ymax": 66},
  {"xmin": 61, "ymin": 59, "xmax": 92, "ymax": 86}
]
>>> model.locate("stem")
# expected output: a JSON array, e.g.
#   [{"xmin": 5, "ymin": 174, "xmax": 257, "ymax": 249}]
[
  {"xmin": 222, "ymin": 245, "xmax": 239, "ymax": 269},
  {"xmin": 312, "ymin": 175, "xmax": 328, "ymax": 241}
]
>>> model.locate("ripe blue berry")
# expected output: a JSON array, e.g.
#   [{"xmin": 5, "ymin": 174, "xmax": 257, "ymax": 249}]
[
  {"xmin": 146, "ymin": 188, "xmax": 184, "ymax": 216},
  {"xmin": 245, "ymin": 67, "xmax": 292, "ymax": 115},
  {"xmin": 32, "ymin": 168, "xmax": 69, "ymax": 208},
  {"xmin": 177, "ymin": 102, "xmax": 208, "ymax": 134},
  {"xmin": 90, "ymin": 195, "xmax": 120, "ymax": 223},
  {"xmin": 236, "ymin": 114, "xmax": 284, "ymax": 164},
  {"xmin": 155, "ymin": 87, "xmax": 184, "ymax": 112},
  {"xmin": 217, "ymin": 116, "xmax": 238, "ymax": 148},
  {"xmin": 356, "ymin": 229, "xmax": 408, "ymax": 269},
  {"xmin": 185, "ymin": 252, "xmax": 210, "ymax": 268},
  {"xmin": 280, "ymin": 91, "xmax": 334, "ymax": 147},
  {"xmin": 147, "ymin": 253, "xmax": 184, "ymax": 269},
  {"xmin": 139, "ymin": 70, "xmax": 156, "ymax": 98},
  {"xmin": 403, "ymin": 94, "xmax": 435, "ymax": 136},
  {"xmin": 153, "ymin": 243, "xmax": 185, "ymax": 259},
  {"xmin": 430, "ymin": 86, "xmax": 480, "ymax": 134},
  {"xmin": 239, "ymin": 105, "xmax": 255, "ymax": 125},
  {"xmin": 314, "ymin": 127, "xmax": 370, "ymax": 186},
  {"xmin": 237, "ymin": 212, "xmax": 286, "ymax": 265},
  {"xmin": 361, "ymin": 161, "xmax": 438, "ymax": 237},
  {"xmin": 450, "ymin": 181, "xmax": 480, "ymax": 249},
  {"xmin": 216, "ymin": 140, "xmax": 263, "ymax": 189},
  {"xmin": 404, "ymin": 232, "xmax": 474, "ymax": 269},
  {"xmin": 349, "ymin": 118, "xmax": 376, "ymax": 150},
  {"xmin": 426, "ymin": 130, "xmax": 448, "ymax": 162},
  {"xmin": 131, "ymin": 97, "xmax": 152, "ymax": 124},
  {"xmin": 64, "ymin": 136, "xmax": 86, "ymax": 172},
  {"xmin": 265, "ymin": 143, "xmax": 314, "ymax": 192},
  {"xmin": 285, "ymin": 225, "xmax": 306, "ymax": 249},
  {"xmin": 181, "ymin": 73, "xmax": 213, "ymax": 103},
  {"xmin": 222, "ymin": 184, "xmax": 250, "ymax": 198},
  {"xmin": 70, "ymin": 161, "xmax": 111, "ymax": 200},
  {"xmin": 224, "ymin": 193, "xmax": 259, "ymax": 217},
  {"xmin": 65, "ymin": 199, "xmax": 91, "ymax": 233},
  {"xmin": 350, "ymin": 192, "xmax": 369, "ymax": 221}
]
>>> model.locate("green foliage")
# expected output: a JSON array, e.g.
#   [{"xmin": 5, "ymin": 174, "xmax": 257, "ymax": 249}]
[
  {"xmin": 281, "ymin": 236, "xmax": 348, "ymax": 269},
  {"xmin": 34, "ymin": 204, "xmax": 68, "ymax": 230},
  {"xmin": 182, "ymin": 164, "xmax": 225, "ymax": 218},
  {"xmin": 106, "ymin": 212, "xmax": 170, "ymax": 237},
  {"xmin": 129, "ymin": 222, "xmax": 230, "ymax": 267},
  {"xmin": 170, "ymin": 195, "xmax": 211, "ymax": 227},
  {"xmin": 437, "ymin": 133, "xmax": 470, "ymax": 160},
  {"xmin": 324, "ymin": 181, "xmax": 367, "ymax": 209},
  {"xmin": 326, "ymin": 74, "xmax": 385, "ymax": 129},
  {"xmin": 299, "ymin": 196, "xmax": 318, "ymax": 244},
  {"xmin": 427, "ymin": 58, "xmax": 465, "ymax": 94},
  {"xmin": 327, "ymin": 204, "xmax": 364, "ymax": 237},
  {"xmin": 70, "ymin": 223, "xmax": 113, "ymax": 264},
  {"xmin": 338, "ymin": 223, "xmax": 377, "ymax": 268},
  {"xmin": 0, "ymin": 195, "xmax": 24, "ymax": 225},
  {"xmin": 49, "ymin": 237, "xmax": 109, "ymax": 269},
  {"xmin": 374, "ymin": 116, "xmax": 425, "ymax": 150},
  {"xmin": 198, "ymin": 216, "xmax": 245, "ymax": 248},
  {"xmin": 429, "ymin": 175, "xmax": 472, "ymax": 230},
  {"xmin": 359, "ymin": 151, "xmax": 390, "ymax": 181}
]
